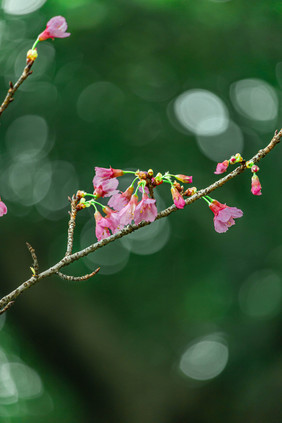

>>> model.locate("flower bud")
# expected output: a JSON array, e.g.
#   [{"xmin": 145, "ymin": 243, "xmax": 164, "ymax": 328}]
[
  {"xmin": 251, "ymin": 165, "xmax": 259, "ymax": 173},
  {"xmin": 175, "ymin": 174, "xmax": 193, "ymax": 184},
  {"xmin": 26, "ymin": 49, "xmax": 38, "ymax": 63}
]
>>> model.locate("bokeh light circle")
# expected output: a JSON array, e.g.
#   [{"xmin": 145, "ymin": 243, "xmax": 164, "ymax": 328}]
[
  {"xmin": 239, "ymin": 269, "xmax": 282, "ymax": 319},
  {"xmin": 197, "ymin": 120, "xmax": 244, "ymax": 161},
  {"xmin": 173, "ymin": 89, "xmax": 229, "ymax": 136},
  {"xmin": 80, "ymin": 218, "xmax": 130, "ymax": 275},
  {"xmin": 230, "ymin": 79, "xmax": 278, "ymax": 123},
  {"xmin": 2, "ymin": 0, "xmax": 47, "ymax": 15},
  {"xmin": 179, "ymin": 333, "xmax": 229, "ymax": 381}
]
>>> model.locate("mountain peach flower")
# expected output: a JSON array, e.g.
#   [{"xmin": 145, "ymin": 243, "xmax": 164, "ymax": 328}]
[
  {"xmin": 103, "ymin": 206, "xmax": 123, "ymax": 234},
  {"xmin": 108, "ymin": 185, "xmax": 134, "ymax": 211},
  {"xmin": 94, "ymin": 211, "xmax": 111, "ymax": 241},
  {"xmin": 134, "ymin": 193, "xmax": 157, "ymax": 224},
  {"xmin": 0, "ymin": 200, "xmax": 7, "ymax": 217},
  {"xmin": 93, "ymin": 178, "xmax": 119, "ymax": 198},
  {"xmin": 214, "ymin": 160, "xmax": 229, "ymax": 174},
  {"xmin": 118, "ymin": 194, "xmax": 139, "ymax": 226},
  {"xmin": 251, "ymin": 174, "xmax": 262, "ymax": 196},
  {"xmin": 94, "ymin": 167, "xmax": 123, "ymax": 185},
  {"xmin": 38, "ymin": 16, "xmax": 70, "ymax": 41},
  {"xmin": 175, "ymin": 174, "xmax": 193, "ymax": 184},
  {"xmin": 171, "ymin": 186, "xmax": 185, "ymax": 209},
  {"xmin": 209, "ymin": 200, "xmax": 243, "ymax": 233}
]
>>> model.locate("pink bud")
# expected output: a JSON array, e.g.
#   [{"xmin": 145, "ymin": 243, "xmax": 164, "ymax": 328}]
[
  {"xmin": 251, "ymin": 174, "xmax": 262, "ymax": 196},
  {"xmin": 214, "ymin": 160, "xmax": 229, "ymax": 174},
  {"xmin": 171, "ymin": 187, "xmax": 185, "ymax": 209},
  {"xmin": 251, "ymin": 165, "xmax": 259, "ymax": 173},
  {"xmin": 175, "ymin": 174, "xmax": 193, "ymax": 184}
]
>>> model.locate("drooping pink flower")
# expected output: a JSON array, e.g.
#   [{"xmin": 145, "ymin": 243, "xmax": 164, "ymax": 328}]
[
  {"xmin": 93, "ymin": 167, "xmax": 123, "ymax": 188},
  {"xmin": 175, "ymin": 174, "xmax": 193, "ymax": 184},
  {"xmin": 94, "ymin": 211, "xmax": 111, "ymax": 241},
  {"xmin": 134, "ymin": 193, "xmax": 158, "ymax": 224},
  {"xmin": 171, "ymin": 187, "xmax": 185, "ymax": 209},
  {"xmin": 93, "ymin": 178, "xmax": 119, "ymax": 198},
  {"xmin": 108, "ymin": 185, "xmax": 134, "ymax": 211},
  {"xmin": 251, "ymin": 174, "xmax": 262, "ymax": 196},
  {"xmin": 38, "ymin": 16, "xmax": 71, "ymax": 41},
  {"xmin": 209, "ymin": 200, "xmax": 243, "ymax": 233},
  {"xmin": 103, "ymin": 206, "xmax": 124, "ymax": 234},
  {"xmin": 0, "ymin": 200, "xmax": 7, "ymax": 217},
  {"xmin": 118, "ymin": 194, "xmax": 139, "ymax": 226},
  {"xmin": 214, "ymin": 160, "xmax": 229, "ymax": 175}
]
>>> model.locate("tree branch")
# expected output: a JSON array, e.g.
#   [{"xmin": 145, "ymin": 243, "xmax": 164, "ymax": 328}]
[
  {"xmin": 0, "ymin": 129, "xmax": 280, "ymax": 314},
  {"xmin": 0, "ymin": 61, "xmax": 34, "ymax": 118}
]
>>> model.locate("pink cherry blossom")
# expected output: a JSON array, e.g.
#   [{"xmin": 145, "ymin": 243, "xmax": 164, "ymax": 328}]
[
  {"xmin": 0, "ymin": 200, "xmax": 7, "ymax": 217},
  {"xmin": 108, "ymin": 185, "xmax": 134, "ymax": 211},
  {"xmin": 93, "ymin": 167, "xmax": 123, "ymax": 188},
  {"xmin": 93, "ymin": 178, "xmax": 119, "ymax": 198},
  {"xmin": 134, "ymin": 193, "xmax": 157, "ymax": 224},
  {"xmin": 171, "ymin": 186, "xmax": 185, "ymax": 209},
  {"xmin": 175, "ymin": 174, "xmax": 193, "ymax": 184},
  {"xmin": 214, "ymin": 160, "xmax": 229, "ymax": 175},
  {"xmin": 38, "ymin": 16, "xmax": 70, "ymax": 41},
  {"xmin": 118, "ymin": 194, "xmax": 139, "ymax": 226},
  {"xmin": 94, "ymin": 211, "xmax": 111, "ymax": 241},
  {"xmin": 209, "ymin": 200, "xmax": 243, "ymax": 233},
  {"xmin": 103, "ymin": 206, "xmax": 124, "ymax": 233},
  {"xmin": 251, "ymin": 174, "xmax": 262, "ymax": 196}
]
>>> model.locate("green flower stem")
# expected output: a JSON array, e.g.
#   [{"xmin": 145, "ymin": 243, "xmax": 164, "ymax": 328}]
[
  {"xmin": 32, "ymin": 37, "xmax": 40, "ymax": 50},
  {"xmin": 202, "ymin": 196, "xmax": 211, "ymax": 204}
]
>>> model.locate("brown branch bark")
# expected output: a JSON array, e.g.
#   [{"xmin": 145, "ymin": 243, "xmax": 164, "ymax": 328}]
[
  {"xmin": 0, "ymin": 129, "xmax": 280, "ymax": 314},
  {"xmin": 65, "ymin": 195, "xmax": 79, "ymax": 256},
  {"xmin": 0, "ymin": 61, "xmax": 34, "ymax": 117},
  {"xmin": 56, "ymin": 267, "xmax": 100, "ymax": 282}
]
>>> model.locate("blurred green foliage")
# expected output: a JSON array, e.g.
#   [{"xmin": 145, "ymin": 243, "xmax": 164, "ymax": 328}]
[{"xmin": 0, "ymin": 0, "xmax": 281, "ymax": 422}]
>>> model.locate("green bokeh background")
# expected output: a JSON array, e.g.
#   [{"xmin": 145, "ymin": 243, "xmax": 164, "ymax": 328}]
[{"xmin": 0, "ymin": 0, "xmax": 281, "ymax": 422}]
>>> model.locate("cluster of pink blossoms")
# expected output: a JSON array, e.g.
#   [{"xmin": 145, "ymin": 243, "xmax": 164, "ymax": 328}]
[
  {"xmin": 75, "ymin": 165, "xmax": 245, "ymax": 237},
  {"xmin": 76, "ymin": 167, "xmax": 195, "ymax": 241},
  {"xmin": 214, "ymin": 154, "xmax": 262, "ymax": 196}
]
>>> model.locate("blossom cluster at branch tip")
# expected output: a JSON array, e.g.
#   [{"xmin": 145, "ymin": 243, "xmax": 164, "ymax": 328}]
[{"xmin": 208, "ymin": 199, "xmax": 243, "ymax": 233}]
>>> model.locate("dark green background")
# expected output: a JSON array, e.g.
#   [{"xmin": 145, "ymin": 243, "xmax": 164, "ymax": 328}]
[{"xmin": 0, "ymin": 0, "xmax": 281, "ymax": 422}]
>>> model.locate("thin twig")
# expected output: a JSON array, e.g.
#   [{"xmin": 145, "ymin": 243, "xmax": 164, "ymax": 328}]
[
  {"xmin": 0, "ymin": 301, "xmax": 15, "ymax": 315},
  {"xmin": 26, "ymin": 242, "xmax": 39, "ymax": 275},
  {"xmin": 0, "ymin": 130, "xmax": 280, "ymax": 313},
  {"xmin": 65, "ymin": 195, "xmax": 78, "ymax": 256},
  {"xmin": 56, "ymin": 267, "xmax": 100, "ymax": 282},
  {"xmin": 0, "ymin": 61, "xmax": 34, "ymax": 117}
]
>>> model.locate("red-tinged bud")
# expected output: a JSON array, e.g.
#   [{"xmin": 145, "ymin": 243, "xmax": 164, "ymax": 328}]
[
  {"xmin": 246, "ymin": 160, "xmax": 254, "ymax": 168},
  {"xmin": 230, "ymin": 154, "xmax": 243, "ymax": 164},
  {"xmin": 251, "ymin": 174, "xmax": 262, "ymax": 196},
  {"xmin": 152, "ymin": 173, "xmax": 163, "ymax": 186},
  {"xmin": 175, "ymin": 174, "xmax": 193, "ymax": 184},
  {"xmin": 76, "ymin": 190, "xmax": 86, "ymax": 200},
  {"xmin": 26, "ymin": 49, "xmax": 38, "ymax": 64},
  {"xmin": 76, "ymin": 199, "xmax": 86, "ymax": 210},
  {"xmin": 173, "ymin": 181, "xmax": 182, "ymax": 191},
  {"xmin": 136, "ymin": 170, "xmax": 148, "ymax": 180},
  {"xmin": 183, "ymin": 187, "xmax": 197, "ymax": 196},
  {"xmin": 251, "ymin": 165, "xmax": 259, "ymax": 173},
  {"xmin": 171, "ymin": 186, "xmax": 185, "ymax": 209},
  {"xmin": 147, "ymin": 169, "xmax": 154, "ymax": 177}
]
